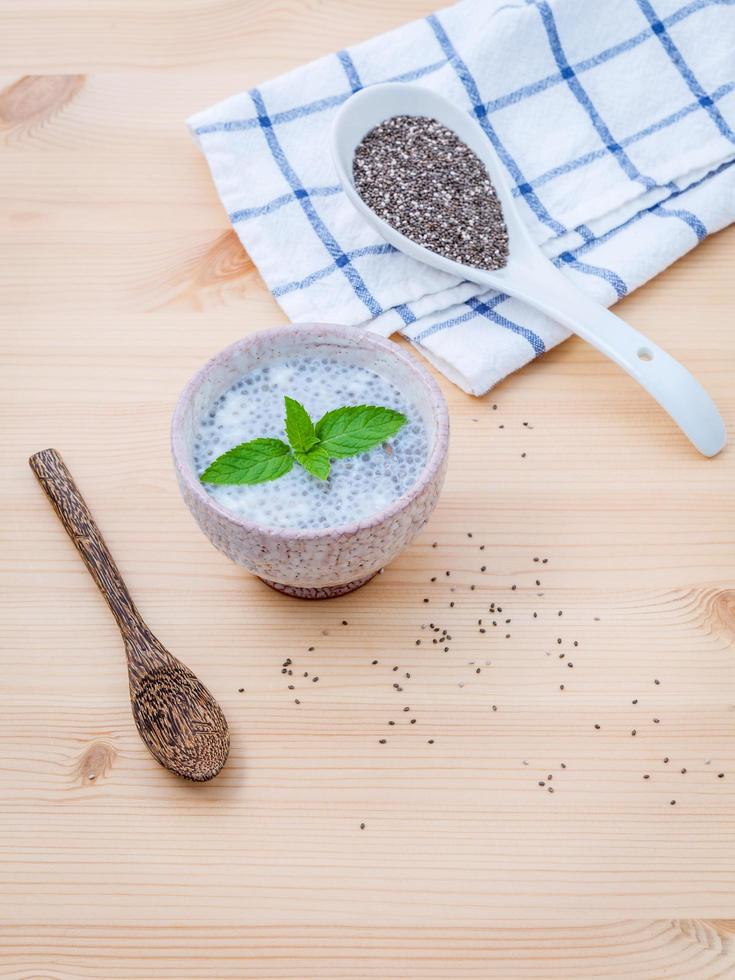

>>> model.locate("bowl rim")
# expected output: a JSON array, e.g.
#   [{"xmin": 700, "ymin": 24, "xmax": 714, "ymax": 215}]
[{"xmin": 171, "ymin": 322, "xmax": 450, "ymax": 542}]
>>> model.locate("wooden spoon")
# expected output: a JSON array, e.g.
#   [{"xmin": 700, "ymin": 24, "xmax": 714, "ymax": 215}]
[{"xmin": 29, "ymin": 448, "xmax": 230, "ymax": 781}]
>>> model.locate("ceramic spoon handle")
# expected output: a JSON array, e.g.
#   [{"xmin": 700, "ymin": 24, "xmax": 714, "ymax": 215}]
[
  {"xmin": 29, "ymin": 449, "xmax": 146, "ymax": 634},
  {"xmin": 522, "ymin": 263, "xmax": 726, "ymax": 457}
]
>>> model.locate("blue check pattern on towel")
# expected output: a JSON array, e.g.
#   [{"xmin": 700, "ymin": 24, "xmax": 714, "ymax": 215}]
[{"xmin": 189, "ymin": 0, "xmax": 735, "ymax": 395}]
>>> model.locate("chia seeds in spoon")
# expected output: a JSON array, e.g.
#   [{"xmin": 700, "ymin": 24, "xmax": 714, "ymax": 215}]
[{"xmin": 352, "ymin": 114, "xmax": 509, "ymax": 271}]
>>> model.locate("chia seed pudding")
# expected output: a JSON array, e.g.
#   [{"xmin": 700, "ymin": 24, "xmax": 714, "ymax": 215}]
[
  {"xmin": 194, "ymin": 355, "xmax": 430, "ymax": 531},
  {"xmin": 352, "ymin": 114, "xmax": 509, "ymax": 271}
]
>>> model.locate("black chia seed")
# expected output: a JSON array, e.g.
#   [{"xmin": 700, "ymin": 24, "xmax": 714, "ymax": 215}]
[{"xmin": 352, "ymin": 115, "xmax": 509, "ymax": 271}]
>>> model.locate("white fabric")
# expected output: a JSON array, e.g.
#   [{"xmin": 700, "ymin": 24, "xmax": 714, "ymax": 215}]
[{"xmin": 188, "ymin": 0, "xmax": 735, "ymax": 394}]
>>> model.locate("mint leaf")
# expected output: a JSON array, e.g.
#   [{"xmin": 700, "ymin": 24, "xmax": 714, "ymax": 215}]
[
  {"xmin": 294, "ymin": 445, "xmax": 331, "ymax": 481},
  {"xmin": 315, "ymin": 405, "xmax": 407, "ymax": 458},
  {"xmin": 200, "ymin": 438, "xmax": 294, "ymax": 485},
  {"xmin": 284, "ymin": 396, "xmax": 318, "ymax": 453}
]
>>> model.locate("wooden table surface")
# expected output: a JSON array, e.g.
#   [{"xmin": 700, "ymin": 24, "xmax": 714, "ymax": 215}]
[{"xmin": 2, "ymin": 2, "xmax": 734, "ymax": 977}]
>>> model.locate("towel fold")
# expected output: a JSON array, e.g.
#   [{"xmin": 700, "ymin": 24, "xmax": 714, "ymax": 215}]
[{"xmin": 189, "ymin": 0, "xmax": 735, "ymax": 394}]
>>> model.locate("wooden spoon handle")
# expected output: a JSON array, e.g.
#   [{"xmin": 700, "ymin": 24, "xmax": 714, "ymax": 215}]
[{"xmin": 29, "ymin": 449, "xmax": 146, "ymax": 637}]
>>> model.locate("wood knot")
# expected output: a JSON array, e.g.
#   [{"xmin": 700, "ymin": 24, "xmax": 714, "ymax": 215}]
[
  {"xmin": 156, "ymin": 229, "xmax": 257, "ymax": 310},
  {"xmin": 711, "ymin": 589, "xmax": 735, "ymax": 639},
  {"xmin": 75, "ymin": 738, "xmax": 117, "ymax": 785},
  {"xmin": 672, "ymin": 919, "xmax": 735, "ymax": 959},
  {"xmin": 0, "ymin": 75, "xmax": 85, "ymax": 130},
  {"xmin": 194, "ymin": 229, "xmax": 253, "ymax": 291}
]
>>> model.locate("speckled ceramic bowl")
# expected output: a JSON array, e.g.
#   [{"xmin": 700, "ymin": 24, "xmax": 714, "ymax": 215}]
[{"xmin": 172, "ymin": 323, "xmax": 449, "ymax": 599}]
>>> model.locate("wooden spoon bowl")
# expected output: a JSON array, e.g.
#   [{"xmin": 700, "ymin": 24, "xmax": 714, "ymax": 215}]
[{"xmin": 29, "ymin": 448, "xmax": 230, "ymax": 782}]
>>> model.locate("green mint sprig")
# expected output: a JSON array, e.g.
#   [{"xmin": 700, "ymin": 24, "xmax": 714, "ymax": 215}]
[{"xmin": 200, "ymin": 397, "xmax": 406, "ymax": 485}]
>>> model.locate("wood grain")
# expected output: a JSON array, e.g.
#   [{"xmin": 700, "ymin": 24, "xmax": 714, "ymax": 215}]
[{"xmin": 1, "ymin": 0, "xmax": 734, "ymax": 975}]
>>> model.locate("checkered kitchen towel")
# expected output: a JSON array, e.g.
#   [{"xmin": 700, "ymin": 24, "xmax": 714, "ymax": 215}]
[{"xmin": 189, "ymin": 0, "xmax": 735, "ymax": 395}]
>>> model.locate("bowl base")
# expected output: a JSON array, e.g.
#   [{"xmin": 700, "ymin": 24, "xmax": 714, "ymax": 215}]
[{"xmin": 259, "ymin": 571, "xmax": 379, "ymax": 600}]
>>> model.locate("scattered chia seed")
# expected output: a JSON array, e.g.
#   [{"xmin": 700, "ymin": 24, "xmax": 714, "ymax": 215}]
[{"xmin": 353, "ymin": 115, "xmax": 509, "ymax": 270}]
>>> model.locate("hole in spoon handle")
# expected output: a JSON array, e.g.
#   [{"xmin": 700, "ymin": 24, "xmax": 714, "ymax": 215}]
[{"xmin": 524, "ymin": 272, "xmax": 726, "ymax": 457}]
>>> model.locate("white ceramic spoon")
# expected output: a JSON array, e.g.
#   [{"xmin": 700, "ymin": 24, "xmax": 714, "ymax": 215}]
[{"xmin": 331, "ymin": 82, "xmax": 725, "ymax": 457}]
